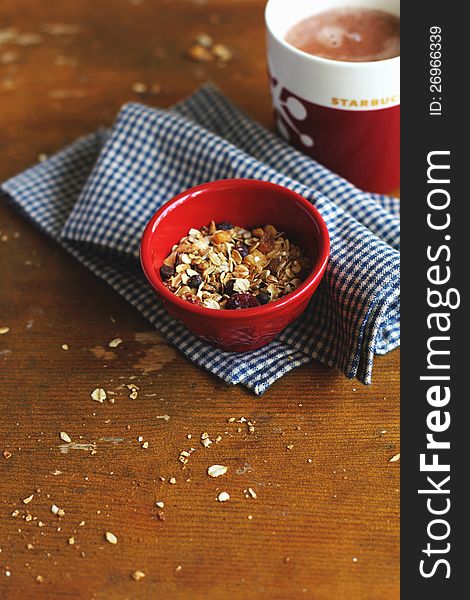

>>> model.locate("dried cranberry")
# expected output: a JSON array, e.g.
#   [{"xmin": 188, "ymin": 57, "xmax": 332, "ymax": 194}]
[
  {"xmin": 183, "ymin": 293, "xmax": 202, "ymax": 306},
  {"xmin": 226, "ymin": 292, "xmax": 260, "ymax": 310},
  {"xmin": 257, "ymin": 291, "xmax": 270, "ymax": 305},
  {"xmin": 187, "ymin": 274, "xmax": 202, "ymax": 289},
  {"xmin": 160, "ymin": 265, "xmax": 174, "ymax": 280},
  {"xmin": 216, "ymin": 222, "xmax": 233, "ymax": 231},
  {"xmin": 235, "ymin": 242, "xmax": 249, "ymax": 258}
]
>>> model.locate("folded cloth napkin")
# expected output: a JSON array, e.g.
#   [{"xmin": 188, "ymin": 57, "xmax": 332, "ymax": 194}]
[{"xmin": 1, "ymin": 84, "xmax": 400, "ymax": 394}]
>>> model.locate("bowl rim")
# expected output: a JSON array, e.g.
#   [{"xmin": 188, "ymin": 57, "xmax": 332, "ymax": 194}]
[{"xmin": 140, "ymin": 178, "xmax": 330, "ymax": 320}]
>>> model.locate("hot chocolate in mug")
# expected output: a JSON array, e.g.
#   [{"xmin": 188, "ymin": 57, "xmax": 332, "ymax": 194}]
[{"xmin": 265, "ymin": 0, "xmax": 400, "ymax": 193}]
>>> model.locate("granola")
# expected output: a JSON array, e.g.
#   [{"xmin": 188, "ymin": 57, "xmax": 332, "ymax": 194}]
[{"xmin": 160, "ymin": 222, "xmax": 309, "ymax": 310}]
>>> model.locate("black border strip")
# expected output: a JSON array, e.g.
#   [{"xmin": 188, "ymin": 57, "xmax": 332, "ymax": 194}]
[{"xmin": 401, "ymin": 1, "xmax": 465, "ymax": 596}]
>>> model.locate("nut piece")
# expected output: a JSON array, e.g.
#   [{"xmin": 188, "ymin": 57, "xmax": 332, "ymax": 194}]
[
  {"xmin": 389, "ymin": 453, "xmax": 400, "ymax": 463},
  {"xmin": 217, "ymin": 491, "xmax": 230, "ymax": 502},
  {"xmin": 207, "ymin": 464, "xmax": 228, "ymax": 478},
  {"xmin": 108, "ymin": 338, "xmax": 123, "ymax": 348},
  {"xmin": 0, "ymin": 327, "xmax": 10, "ymax": 335},
  {"xmin": 212, "ymin": 230, "xmax": 232, "ymax": 245},
  {"xmin": 22, "ymin": 494, "xmax": 34, "ymax": 505},
  {"xmin": 60, "ymin": 431, "xmax": 72, "ymax": 443},
  {"xmin": 105, "ymin": 531, "xmax": 118, "ymax": 544}
]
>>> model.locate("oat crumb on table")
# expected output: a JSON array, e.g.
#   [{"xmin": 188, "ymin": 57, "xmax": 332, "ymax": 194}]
[
  {"xmin": 105, "ymin": 531, "xmax": 118, "ymax": 544},
  {"xmin": 247, "ymin": 488, "xmax": 257, "ymax": 499},
  {"xmin": 51, "ymin": 504, "xmax": 65, "ymax": 517},
  {"xmin": 90, "ymin": 388, "xmax": 107, "ymax": 402},
  {"xmin": 207, "ymin": 464, "xmax": 228, "ymax": 478},
  {"xmin": 131, "ymin": 82, "xmax": 147, "ymax": 94},
  {"xmin": 131, "ymin": 570, "xmax": 146, "ymax": 581},
  {"xmin": 59, "ymin": 431, "xmax": 72, "ymax": 443}
]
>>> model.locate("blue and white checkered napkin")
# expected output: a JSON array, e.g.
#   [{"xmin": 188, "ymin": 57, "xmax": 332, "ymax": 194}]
[{"xmin": 1, "ymin": 84, "xmax": 399, "ymax": 394}]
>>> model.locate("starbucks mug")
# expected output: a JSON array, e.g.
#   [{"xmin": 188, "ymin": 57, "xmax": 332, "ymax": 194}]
[{"xmin": 265, "ymin": 0, "xmax": 400, "ymax": 193}]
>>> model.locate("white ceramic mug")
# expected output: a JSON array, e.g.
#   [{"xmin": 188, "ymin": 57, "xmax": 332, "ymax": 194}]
[{"xmin": 265, "ymin": 0, "xmax": 400, "ymax": 192}]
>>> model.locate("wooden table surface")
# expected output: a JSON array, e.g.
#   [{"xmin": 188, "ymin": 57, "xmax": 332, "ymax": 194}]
[{"xmin": 0, "ymin": 1, "xmax": 400, "ymax": 598}]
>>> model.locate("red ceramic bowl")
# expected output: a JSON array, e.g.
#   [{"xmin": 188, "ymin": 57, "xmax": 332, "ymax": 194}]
[{"xmin": 140, "ymin": 179, "xmax": 329, "ymax": 352}]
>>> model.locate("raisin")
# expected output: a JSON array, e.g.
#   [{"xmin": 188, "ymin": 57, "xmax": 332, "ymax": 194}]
[
  {"xmin": 235, "ymin": 242, "xmax": 249, "ymax": 258},
  {"xmin": 264, "ymin": 224, "xmax": 277, "ymax": 236},
  {"xmin": 224, "ymin": 280, "xmax": 236, "ymax": 296},
  {"xmin": 257, "ymin": 291, "xmax": 270, "ymax": 305},
  {"xmin": 216, "ymin": 221, "xmax": 233, "ymax": 231},
  {"xmin": 258, "ymin": 232, "xmax": 275, "ymax": 254},
  {"xmin": 160, "ymin": 265, "xmax": 174, "ymax": 280},
  {"xmin": 187, "ymin": 274, "xmax": 202, "ymax": 289},
  {"xmin": 226, "ymin": 293, "xmax": 260, "ymax": 310}
]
